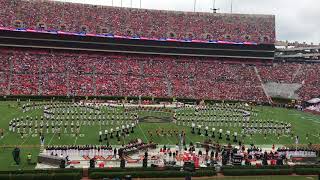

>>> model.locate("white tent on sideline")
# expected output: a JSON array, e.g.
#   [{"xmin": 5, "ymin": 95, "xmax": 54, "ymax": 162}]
[{"xmin": 307, "ymin": 98, "xmax": 320, "ymax": 104}]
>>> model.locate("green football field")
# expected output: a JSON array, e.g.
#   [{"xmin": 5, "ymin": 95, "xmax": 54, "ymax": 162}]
[
  {"xmin": 143, "ymin": 175, "xmax": 318, "ymax": 180},
  {"xmin": 0, "ymin": 101, "xmax": 319, "ymax": 170},
  {"xmin": 144, "ymin": 176, "xmax": 318, "ymax": 180}
]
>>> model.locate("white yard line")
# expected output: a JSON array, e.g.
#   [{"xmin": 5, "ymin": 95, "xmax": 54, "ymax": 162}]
[
  {"xmin": 0, "ymin": 133, "xmax": 9, "ymax": 140},
  {"xmin": 309, "ymin": 120, "xmax": 320, "ymax": 124},
  {"xmin": 153, "ymin": 123, "xmax": 174, "ymax": 145},
  {"xmin": 73, "ymin": 120, "xmax": 83, "ymax": 146},
  {"xmin": 172, "ymin": 123, "xmax": 193, "ymax": 143},
  {"xmin": 165, "ymin": 134, "xmax": 174, "ymax": 145},
  {"xmin": 19, "ymin": 109, "xmax": 38, "ymax": 146},
  {"xmin": 73, "ymin": 134, "xmax": 78, "ymax": 145},
  {"xmin": 138, "ymin": 124, "xmax": 149, "ymax": 142},
  {"xmin": 19, "ymin": 133, "xmax": 32, "ymax": 146},
  {"xmin": 47, "ymin": 132, "xmax": 56, "ymax": 146}
]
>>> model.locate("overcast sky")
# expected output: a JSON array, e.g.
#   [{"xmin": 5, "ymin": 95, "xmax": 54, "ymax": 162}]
[{"xmin": 60, "ymin": 0, "xmax": 320, "ymax": 44}]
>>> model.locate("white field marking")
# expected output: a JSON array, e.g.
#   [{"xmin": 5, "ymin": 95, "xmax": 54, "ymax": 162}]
[
  {"xmin": 99, "ymin": 119, "xmax": 102, "ymax": 145},
  {"xmin": 47, "ymin": 132, "xmax": 56, "ymax": 146},
  {"xmin": 154, "ymin": 123, "xmax": 174, "ymax": 145},
  {"xmin": 288, "ymin": 113, "xmax": 301, "ymax": 116},
  {"xmin": 165, "ymin": 133, "xmax": 174, "ymax": 145},
  {"xmin": 309, "ymin": 120, "xmax": 320, "ymax": 124},
  {"xmin": 19, "ymin": 133, "xmax": 32, "ymax": 146},
  {"xmin": 73, "ymin": 134, "xmax": 78, "ymax": 146},
  {"xmin": 10, "ymin": 162, "xmax": 20, "ymax": 166},
  {"xmin": 305, "ymin": 177, "xmax": 315, "ymax": 180},
  {"xmin": 256, "ymin": 133, "xmax": 278, "ymax": 145},
  {"xmin": 73, "ymin": 119, "xmax": 83, "ymax": 146},
  {"xmin": 287, "ymin": 113, "xmax": 320, "ymax": 124},
  {"xmin": 18, "ymin": 109, "xmax": 39, "ymax": 146},
  {"xmin": 137, "ymin": 124, "xmax": 149, "ymax": 142},
  {"xmin": 0, "ymin": 132, "xmax": 10, "ymax": 140},
  {"xmin": 306, "ymin": 117, "xmax": 320, "ymax": 120},
  {"xmin": 289, "ymin": 114, "xmax": 318, "ymax": 121},
  {"xmin": 255, "ymin": 144, "xmax": 283, "ymax": 148},
  {"xmin": 172, "ymin": 123, "xmax": 193, "ymax": 143}
]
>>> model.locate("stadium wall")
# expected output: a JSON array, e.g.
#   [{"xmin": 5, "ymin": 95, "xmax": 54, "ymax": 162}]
[
  {"xmin": 0, "ymin": 30, "xmax": 275, "ymax": 60},
  {"xmin": 0, "ymin": 95, "xmax": 269, "ymax": 106}
]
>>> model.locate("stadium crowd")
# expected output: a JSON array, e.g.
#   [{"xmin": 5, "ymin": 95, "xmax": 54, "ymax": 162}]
[
  {"xmin": 0, "ymin": 0, "xmax": 275, "ymax": 43},
  {"xmin": 0, "ymin": 48, "xmax": 320, "ymax": 102},
  {"xmin": 257, "ymin": 62, "xmax": 320, "ymax": 100},
  {"xmin": 0, "ymin": 48, "xmax": 271, "ymax": 102}
]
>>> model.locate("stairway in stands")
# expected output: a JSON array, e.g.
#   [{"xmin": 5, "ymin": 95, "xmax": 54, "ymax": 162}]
[
  {"xmin": 38, "ymin": 58, "xmax": 43, "ymax": 95},
  {"xmin": 139, "ymin": 61, "xmax": 144, "ymax": 76},
  {"xmin": 292, "ymin": 63, "xmax": 302, "ymax": 82},
  {"xmin": 92, "ymin": 66, "xmax": 97, "ymax": 96},
  {"xmin": 254, "ymin": 66, "xmax": 273, "ymax": 104},
  {"xmin": 66, "ymin": 71, "xmax": 70, "ymax": 96},
  {"xmin": 7, "ymin": 56, "xmax": 13, "ymax": 95},
  {"xmin": 163, "ymin": 66, "xmax": 172, "ymax": 97},
  {"xmin": 188, "ymin": 77, "xmax": 195, "ymax": 98},
  {"xmin": 165, "ymin": 76, "xmax": 172, "ymax": 97}
]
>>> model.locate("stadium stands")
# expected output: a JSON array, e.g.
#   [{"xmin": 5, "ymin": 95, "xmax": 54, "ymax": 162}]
[
  {"xmin": 0, "ymin": 1, "xmax": 318, "ymax": 102},
  {"xmin": 257, "ymin": 62, "xmax": 320, "ymax": 101},
  {"xmin": 257, "ymin": 63, "xmax": 301, "ymax": 83},
  {"xmin": 294, "ymin": 63, "xmax": 320, "ymax": 100},
  {"xmin": 1, "ymin": 47, "xmax": 319, "ymax": 102},
  {"xmin": 0, "ymin": 48, "xmax": 271, "ymax": 102},
  {"xmin": 0, "ymin": 0, "xmax": 275, "ymax": 43},
  {"xmin": 0, "ymin": 53, "xmax": 10, "ymax": 95}
]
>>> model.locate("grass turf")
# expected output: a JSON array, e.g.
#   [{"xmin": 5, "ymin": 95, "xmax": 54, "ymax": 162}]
[
  {"xmin": 142, "ymin": 176, "xmax": 319, "ymax": 180},
  {"xmin": 0, "ymin": 101, "xmax": 319, "ymax": 170}
]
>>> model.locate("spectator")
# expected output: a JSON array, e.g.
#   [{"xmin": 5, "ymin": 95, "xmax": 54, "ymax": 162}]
[
  {"xmin": 0, "ymin": 0, "xmax": 275, "ymax": 43},
  {"xmin": 0, "ymin": 48, "xmax": 318, "ymax": 102}
]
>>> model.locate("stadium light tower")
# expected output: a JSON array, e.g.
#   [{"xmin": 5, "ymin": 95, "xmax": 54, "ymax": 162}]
[
  {"xmin": 140, "ymin": 0, "xmax": 142, "ymax": 8},
  {"xmin": 230, "ymin": 0, "xmax": 233, "ymax": 13},
  {"xmin": 193, "ymin": 0, "xmax": 196, "ymax": 12},
  {"xmin": 210, "ymin": 0, "xmax": 220, "ymax": 13}
]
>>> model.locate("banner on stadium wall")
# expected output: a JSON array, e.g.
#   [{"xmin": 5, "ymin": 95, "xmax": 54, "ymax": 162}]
[{"xmin": 0, "ymin": 27, "xmax": 259, "ymax": 45}]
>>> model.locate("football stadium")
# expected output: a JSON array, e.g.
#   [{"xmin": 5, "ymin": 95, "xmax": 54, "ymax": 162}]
[{"xmin": 0, "ymin": 0, "xmax": 319, "ymax": 179}]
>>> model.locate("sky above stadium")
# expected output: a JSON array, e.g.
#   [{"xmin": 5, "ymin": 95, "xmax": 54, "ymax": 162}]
[{"xmin": 61, "ymin": 0, "xmax": 319, "ymax": 44}]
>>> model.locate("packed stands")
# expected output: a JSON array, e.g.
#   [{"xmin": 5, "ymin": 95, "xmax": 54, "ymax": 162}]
[
  {"xmin": 257, "ymin": 62, "xmax": 320, "ymax": 101},
  {"xmin": 0, "ymin": 47, "xmax": 319, "ymax": 101},
  {"xmin": 294, "ymin": 63, "xmax": 320, "ymax": 100},
  {"xmin": 0, "ymin": 48, "xmax": 270, "ymax": 102},
  {"xmin": 1, "ymin": 45, "xmax": 320, "ymax": 102},
  {"xmin": 257, "ymin": 63, "xmax": 301, "ymax": 83},
  {"xmin": 0, "ymin": 53, "xmax": 10, "ymax": 95},
  {"xmin": 0, "ymin": 0, "xmax": 275, "ymax": 43},
  {"xmin": 1, "ymin": 0, "xmax": 319, "ymax": 102}
]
